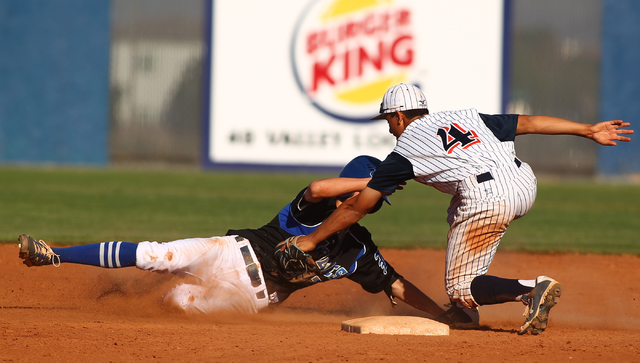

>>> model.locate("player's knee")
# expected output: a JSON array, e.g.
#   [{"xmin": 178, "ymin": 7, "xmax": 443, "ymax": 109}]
[
  {"xmin": 446, "ymin": 279, "xmax": 479, "ymax": 309},
  {"xmin": 164, "ymin": 283, "xmax": 208, "ymax": 314},
  {"xmin": 164, "ymin": 281, "xmax": 260, "ymax": 315}
]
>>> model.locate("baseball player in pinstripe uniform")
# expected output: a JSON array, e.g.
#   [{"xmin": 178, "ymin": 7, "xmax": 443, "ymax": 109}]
[
  {"xmin": 282, "ymin": 83, "xmax": 634, "ymax": 334},
  {"xmin": 17, "ymin": 155, "xmax": 446, "ymax": 318}
]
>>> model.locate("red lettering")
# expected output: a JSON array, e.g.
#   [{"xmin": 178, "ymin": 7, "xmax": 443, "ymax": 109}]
[
  {"xmin": 304, "ymin": 9, "xmax": 415, "ymax": 93},
  {"xmin": 363, "ymin": 14, "xmax": 376, "ymax": 35},
  {"xmin": 346, "ymin": 22, "xmax": 358, "ymax": 39},
  {"xmin": 304, "ymin": 9, "xmax": 413, "ymax": 54},
  {"xmin": 358, "ymin": 42, "xmax": 384, "ymax": 76},
  {"xmin": 335, "ymin": 24, "xmax": 345, "ymax": 44},
  {"xmin": 343, "ymin": 49, "xmax": 350, "ymax": 82},
  {"xmin": 307, "ymin": 32, "xmax": 318, "ymax": 54},
  {"xmin": 391, "ymin": 35, "xmax": 413, "ymax": 65},
  {"xmin": 397, "ymin": 10, "xmax": 411, "ymax": 26},
  {"xmin": 380, "ymin": 12, "xmax": 391, "ymax": 32},
  {"xmin": 311, "ymin": 55, "xmax": 336, "ymax": 92},
  {"xmin": 319, "ymin": 30, "xmax": 332, "ymax": 50}
]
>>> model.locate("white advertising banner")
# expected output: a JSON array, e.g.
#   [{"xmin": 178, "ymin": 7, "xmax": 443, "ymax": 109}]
[{"xmin": 206, "ymin": 0, "xmax": 505, "ymax": 168}]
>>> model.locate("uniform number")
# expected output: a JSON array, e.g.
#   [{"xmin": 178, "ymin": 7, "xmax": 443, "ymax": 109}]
[{"xmin": 436, "ymin": 123, "xmax": 481, "ymax": 154}]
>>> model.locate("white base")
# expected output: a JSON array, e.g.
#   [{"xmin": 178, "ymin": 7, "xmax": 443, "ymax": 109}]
[{"xmin": 341, "ymin": 316, "xmax": 449, "ymax": 336}]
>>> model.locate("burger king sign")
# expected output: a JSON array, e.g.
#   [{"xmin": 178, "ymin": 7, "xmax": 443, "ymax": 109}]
[
  {"xmin": 206, "ymin": 0, "xmax": 504, "ymax": 168},
  {"xmin": 292, "ymin": 0, "xmax": 417, "ymax": 122}
]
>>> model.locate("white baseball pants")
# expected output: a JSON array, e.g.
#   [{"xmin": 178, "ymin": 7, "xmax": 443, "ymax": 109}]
[{"xmin": 136, "ymin": 236, "xmax": 269, "ymax": 314}]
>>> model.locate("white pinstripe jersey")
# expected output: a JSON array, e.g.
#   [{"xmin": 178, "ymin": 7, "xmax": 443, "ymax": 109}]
[{"xmin": 394, "ymin": 108, "xmax": 518, "ymax": 195}]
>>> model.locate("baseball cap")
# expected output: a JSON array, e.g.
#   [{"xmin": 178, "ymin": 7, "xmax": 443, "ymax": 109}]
[
  {"xmin": 371, "ymin": 83, "xmax": 428, "ymax": 120},
  {"xmin": 338, "ymin": 155, "xmax": 391, "ymax": 206}
]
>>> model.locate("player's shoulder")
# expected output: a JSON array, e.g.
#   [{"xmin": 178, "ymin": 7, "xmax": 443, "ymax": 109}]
[
  {"xmin": 408, "ymin": 108, "xmax": 481, "ymax": 128},
  {"xmin": 477, "ymin": 112, "xmax": 519, "ymax": 142},
  {"xmin": 426, "ymin": 107, "xmax": 480, "ymax": 117},
  {"xmin": 478, "ymin": 112, "xmax": 518, "ymax": 123}
]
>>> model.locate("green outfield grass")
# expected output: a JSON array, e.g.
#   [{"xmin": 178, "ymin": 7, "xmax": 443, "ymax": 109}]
[{"xmin": 1, "ymin": 166, "xmax": 638, "ymax": 255}]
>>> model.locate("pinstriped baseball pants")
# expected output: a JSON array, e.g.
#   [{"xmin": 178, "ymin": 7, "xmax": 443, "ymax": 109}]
[{"xmin": 445, "ymin": 162, "xmax": 537, "ymax": 309}]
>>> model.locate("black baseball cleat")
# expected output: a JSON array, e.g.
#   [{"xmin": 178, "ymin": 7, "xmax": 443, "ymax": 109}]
[
  {"xmin": 18, "ymin": 234, "xmax": 61, "ymax": 267},
  {"xmin": 519, "ymin": 275, "xmax": 562, "ymax": 335},
  {"xmin": 435, "ymin": 304, "xmax": 480, "ymax": 329}
]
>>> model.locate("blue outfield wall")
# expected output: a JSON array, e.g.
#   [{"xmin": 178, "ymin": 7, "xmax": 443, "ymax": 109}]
[
  {"xmin": 0, "ymin": 0, "xmax": 110, "ymax": 165},
  {"xmin": 599, "ymin": 0, "xmax": 640, "ymax": 176}
]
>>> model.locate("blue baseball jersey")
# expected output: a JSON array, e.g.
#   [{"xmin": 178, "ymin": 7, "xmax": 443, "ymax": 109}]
[{"xmin": 227, "ymin": 187, "xmax": 400, "ymax": 305}]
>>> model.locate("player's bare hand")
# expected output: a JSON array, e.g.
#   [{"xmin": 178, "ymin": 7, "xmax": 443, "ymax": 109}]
[
  {"xmin": 292, "ymin": 235, "xmax": 315, "ymax": 252},
  {"xmin": 590, "ymin": 120, "xmax": 634, "ymax": 146}
]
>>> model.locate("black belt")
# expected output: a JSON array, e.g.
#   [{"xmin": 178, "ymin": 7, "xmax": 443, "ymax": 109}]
[
  {"xmin": 235, "ymin": 236, "xmax": 266, "ymax": 299},
  {"xmin": 476, "ymin": 172, "xmax": 493, "ymax": 183},
  {"xmin": 476, "ymin": 158, "xmax": 521, "ymax": 184}
]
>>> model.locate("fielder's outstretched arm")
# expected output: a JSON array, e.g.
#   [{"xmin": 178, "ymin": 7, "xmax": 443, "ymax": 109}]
[
  {"xmin": 295, "ymin": 187, "xmax": 384, "ymax": 252},
  {"xmin": 516, "ymin": 116, "xmax": 633, "ymax": 146},
  {"xmin": 304, "ymin": 177, "xmax": 370, "ymax": 203},
  {"xmin": 391, "ymin": 277, "xmax": 446, "ymax": 317}
]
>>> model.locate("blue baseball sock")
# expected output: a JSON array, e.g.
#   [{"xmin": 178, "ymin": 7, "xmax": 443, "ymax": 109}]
[{"xmin": 51, "ymin": 241, "xmax": 137, "ymax": 268}]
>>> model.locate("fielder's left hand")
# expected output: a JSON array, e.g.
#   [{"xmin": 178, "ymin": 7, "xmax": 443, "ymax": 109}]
[{"xmin": 274, "ymin": 236, "xmax": 320, "ymax": 275}]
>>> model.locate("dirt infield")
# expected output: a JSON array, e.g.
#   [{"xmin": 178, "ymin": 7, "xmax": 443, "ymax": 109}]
[{"xmin": 1, "ymin": 243, "xmax": 639, "ymax": 362}]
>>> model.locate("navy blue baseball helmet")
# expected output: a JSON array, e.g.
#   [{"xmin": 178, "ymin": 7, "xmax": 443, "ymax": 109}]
[{"xmin": 338, "ymin": 155, "xmax": 391, "ymax": 213}]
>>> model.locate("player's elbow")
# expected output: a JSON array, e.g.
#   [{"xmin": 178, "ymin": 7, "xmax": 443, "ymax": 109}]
[
  {"xmin": 349, "ymin": 188, "xmax": 383, "ymax": 216},
  {"xmin": 307, "ymin": 180, "xmax": 331, "ymax": 200},
  {"xmin": 516, "ymin": 115, "xmax": 536, "ymax": 135},
  {"xmin": 343, "ymin": 196, "xmax": 371, "ymax": 219}
]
